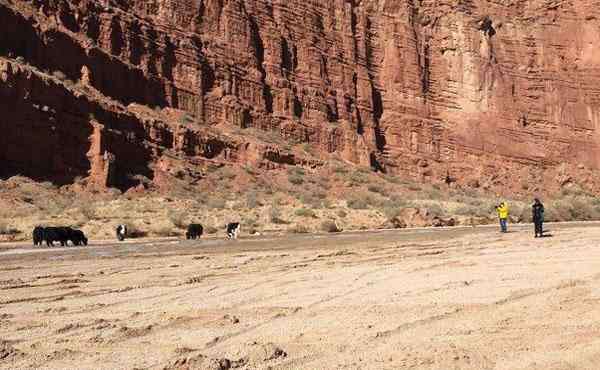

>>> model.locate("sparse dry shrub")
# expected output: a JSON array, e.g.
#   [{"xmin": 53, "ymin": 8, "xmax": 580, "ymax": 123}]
[
  {"xmin": 206, "ymin": 197, "xmax": 226, "ymax": 210},
  {"xmin": 367, "ymin": 184, "xmax": 386, "ymax": 195},
  {"xmin": 321, "ymin": 220, "xmax": 341, "ymax": 233},
  {"xmin": 181, "ymin": 112, "xmax": 196, "ymax": 125},
  {"xmin": 383, "ymin": 175, "xmax": 403, "ymax": 184},
  {"xmin": 406, "ymin": 183, "xmax": 422, "ymax": 192},
  {"xmin": 421, "ymin": 187, "xmax": 443, "ymax": 200},
  {"xmin": 383, "ymin": 207, "xmax": 402, "ymax": 220},
  {"xmin": 270, "ymin": 207, "xmax": 287, "ymax": 224},
  {"xmin": 217, "ymin": 167, "xmax": 237, "ymax": 181},
  {"xmin": 243, "ymin": 165, "xmax": 257, "ymax": 176},
  {"xmin": 79, "ymin": 203, "xmax": 97, "ymax": 220},
  {"xmin": 295, "ymin": 208, "xmax": 316, "ymax": 218},
  {"xmin": 347, "ymin": 194, "xmax": 382, "ymax": 210},
  {"xmin": 424, "ymin": 203, "xmax": 445, "ymax": 218},
  {"xmin": 299, "ymin": 191, "xmax": 326, "ymax": 209},
  {"xmin": 333, "ymin": 165, "xmax": 349, "ymax": 175},
  {"xmin": 0, "ymin": 222, "xmax": 19, "ymax": 235},
  {"xmin": 205, "ymin": 225, "xmax": 218, "ymax": 234},
  {"xmin": 347, "ymin": 198, "xmax": 368, "ymax": 210},
  {"xmin": 288, "ymin": 168, "xmax": 305, "ymax": 185},
  {"xmin": 168, "ymin": 210, "xmax": 187, "ymax": 229},
  {"xmin": 347, "ymin": 171, "xmax": 369, "ymax": 187},
  {"xmin": 242, "ymin": 216, "xmax": 259, "ymax": 228},
  {"xmin": 246, "ymin": 191, "xmax": 263, "ymax": 208},
  {"xmin": 291, "ymin": 224, "xmax": 310, "ymax": 233},
  {"xmin": 388, "ymin": 195, "xmax": 413, "ymax": 209},
  {"xmin": 153, "ymin": 225, "xmax": 179, "ymax": 237}
]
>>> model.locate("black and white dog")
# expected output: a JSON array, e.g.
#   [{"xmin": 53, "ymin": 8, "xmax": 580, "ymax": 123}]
[
  {"xmin": 116, "ymin": 224, "xmax": 127, "ymax": 241},
  {"xmin": 186, "ymin": 224, "xmax": 203, "ymax": 240},
  {"xmin": 226, "ymin": 223, "xmax": 241, "ymax": 240}
]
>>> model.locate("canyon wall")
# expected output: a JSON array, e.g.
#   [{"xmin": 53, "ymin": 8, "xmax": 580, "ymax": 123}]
[{"xmin": 2, "ymin": 0, "xmax": 600, "ymax": 194}]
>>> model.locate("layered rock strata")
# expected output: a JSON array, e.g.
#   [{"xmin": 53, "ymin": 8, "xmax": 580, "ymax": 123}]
[{"xmin": 2, "ymin": 0, "xmax": 600, "ymax": 194}]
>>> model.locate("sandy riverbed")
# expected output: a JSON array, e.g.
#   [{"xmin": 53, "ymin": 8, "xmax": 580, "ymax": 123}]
[{"xmin": 1, "ymin": 224, "xmax": 600, "ymax": 369}]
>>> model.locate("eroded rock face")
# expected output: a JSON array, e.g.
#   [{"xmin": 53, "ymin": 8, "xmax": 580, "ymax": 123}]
[{"xmin": 2, "ymin": 0, "xmax": 600, "ymax": 194}]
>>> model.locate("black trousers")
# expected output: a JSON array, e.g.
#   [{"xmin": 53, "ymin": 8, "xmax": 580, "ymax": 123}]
[{"xmin": 534, "ymin": 219, "xmax": 543, "ymax": 236}]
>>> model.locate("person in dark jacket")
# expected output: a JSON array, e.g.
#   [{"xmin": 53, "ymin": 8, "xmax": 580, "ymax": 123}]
[{"xmin": 532, "ymin": 198, "xmax": 545, "ymax": 238}]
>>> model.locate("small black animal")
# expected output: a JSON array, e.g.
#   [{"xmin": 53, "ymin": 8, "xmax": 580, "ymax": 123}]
[
  {"xmin": 226, "ymin": 223, "xmax": 241, "ymax": 240},
  {"xmin": 69, "ymin": 229, "xmax": 88, "ymax": 246},
  {"xmin": 33, "ymin": 226, "xmax": 45, "ymax": 246},
  {"xmin": 116, "ymin": 224, "xmax": 127, "ymax": 241},
  {"xmin": 186, "ymin": 224, "xmax": 203, "ymax": 240},
  {"xmin": 43, "ymin": 227, "xmax": 71, "ymax": 247}
]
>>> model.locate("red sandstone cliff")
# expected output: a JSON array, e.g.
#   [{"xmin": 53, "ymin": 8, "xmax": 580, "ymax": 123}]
[{"xmin": 2, "ymin": 0, "xmax": 600, "ymax": 195}]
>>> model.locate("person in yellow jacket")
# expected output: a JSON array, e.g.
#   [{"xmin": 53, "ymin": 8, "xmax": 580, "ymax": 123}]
[{"xmin": 496, "ymin": 202, "xmax": 509, "ymax": 233}]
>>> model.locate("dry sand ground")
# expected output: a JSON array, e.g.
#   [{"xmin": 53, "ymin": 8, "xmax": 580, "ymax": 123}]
[{"xmin": 1, "ymin": 224, "xmax": 600, "ymax": 369}]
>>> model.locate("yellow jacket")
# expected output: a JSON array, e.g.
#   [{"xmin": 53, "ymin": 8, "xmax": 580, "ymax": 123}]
[{"xmin": 497, "ymin": 203, "xmax": 509, "ymax": 219}]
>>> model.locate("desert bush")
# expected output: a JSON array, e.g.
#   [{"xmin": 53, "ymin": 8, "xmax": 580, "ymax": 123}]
[
  {"xmin": 44, "ymin": 198, "xmax": 74, "ymax": 216},
  {"xmin": 382, "ymin": 207, "xmax": 402, "ymax": 219},
  {"xmin": 314, "ymin": 177, "xmax": 332, "ymax": 190},
  {"xmin": 243, "ymin": 165, "xmax": 257, "ymax": 176},
  {"xmin": 288, "ymin": 167, "xmax": 305, "ymax": 185},
  {"xmin": 406, "ymin": 183, "xmax": 422, "ymax": 192},
  {"xmin": 217, "ymin": 167, "xmax": 237, "ymax": 181},
  {"xmin": 368, "ymin": 184, "xmax": 386, "ymax": 195},
  {"xmin": 181, "ymin": 113, "xmax": 195, "ymax": 125},
  {"xmin": 454, "ymin": 202, "xmax": 494, "ymax": 218},
  {"xmin": 347, "ymin": 194, "xmax": 382, "ymax": 210},
  {"xmin": 246, "ymin": 191, "xmax": 263, "ymax": 208},
  {"xmin": 321, "ymin": 220, "xmax": 341, "ymax": 233},
  {"xmin": 383, "ymin": 175, "xmax": 404, "ymax": 185},
  {"xmin": 270, "ymin": 207, "xmax": 287, "ymax": 224},
  {"xmin": 152, "ymin": 225, "xmax": 179, "ymax": 237},
  {"xmin": 206, "ymin": 197, "xmax": 226, "ymax": 210},
  {"xmin": 0, "ymin": 223, "xmax": 19, "ymax": 235},
  {"xmin": 298, "ymin": 191, "xmax": 327, "ymax": 209},
  {"xmin": 421, "ymin": 187, "xmax": 443, "ymax": 200},
  {"xmin": 288, "ymin": 174, "xmax": 304, "ymax": 185},
  {"xmin": 291, "ymin": 224, "xmax": 310, "ymax": 234},
  {"xmin": 388, "ymin": 195, "xmax": 413, "ymax": 209},
  {"xmin": 347, "ymin": 171, "xmax": 370, "ymax": 187},
  {"xmin": 425, "ymin": 203, "xmax": 445, "ymax": 218},
  {"xmin": 79, "ymin": 203, "xmax": 97, "ymax": 220},
  {"xmin": 333, "ymin": 164, "xmax": 349, "ymax": 175},
  {"xmin": 242, "ymin": 216, "xmax": 259, "ymax": 227},
  {"xmin": 295, "ymin": 208, "xmax": 316, "ymax": 218},
  {"xmin": 553, "ymin": 196, "xmax": 600, "ymax": 221},
  {"xmin": 347, "ymin": 198, "xmax": 368, "ymax": 210},
  {"xmin": 205, "ymin": 225, "xmax": 219, "ymax": 234},
  {"xmin": 168, "ymin": 210, "xmax": 187, "ymax": 229}
]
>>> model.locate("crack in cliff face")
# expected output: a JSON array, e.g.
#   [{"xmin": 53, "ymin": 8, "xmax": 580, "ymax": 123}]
[{"xmin": 249, "ymin": 15, "xmax": 273, "ymax": 114}]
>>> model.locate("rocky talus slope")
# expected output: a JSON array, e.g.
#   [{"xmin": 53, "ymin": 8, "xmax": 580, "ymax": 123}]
[{"xmin": 2, "ymin": 0, "xmax": 600, "ymax": 194}]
